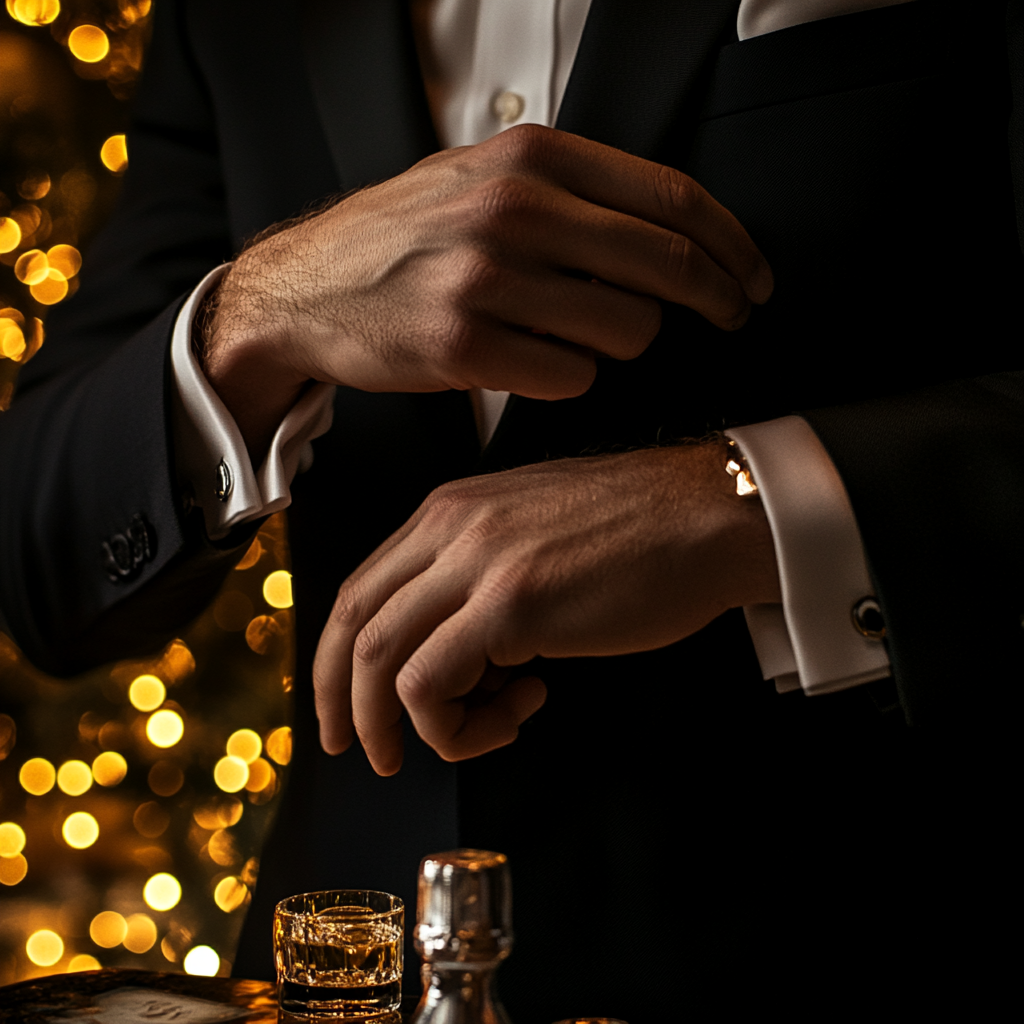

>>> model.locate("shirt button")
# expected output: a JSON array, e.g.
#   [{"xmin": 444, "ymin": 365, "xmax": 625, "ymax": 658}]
[{"xmin": 492, "ymin": 90, "xmax": 525, "ymax": 124}]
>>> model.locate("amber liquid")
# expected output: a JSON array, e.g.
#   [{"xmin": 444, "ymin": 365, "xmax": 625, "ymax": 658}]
[{"xmin": 276, "ymin": 905, "xmax": 402, "ymax": 1015}]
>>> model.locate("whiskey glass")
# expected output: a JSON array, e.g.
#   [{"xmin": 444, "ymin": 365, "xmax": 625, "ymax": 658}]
[{"xmin": 274, "ymin": 890, "xmax": 404, "ymax": 1018}]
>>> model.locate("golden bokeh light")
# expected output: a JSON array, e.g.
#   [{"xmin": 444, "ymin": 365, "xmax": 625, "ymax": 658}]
[
  {"xmin": 123, "ymin": 912, "xmax": 158, "ymax": 953},
  {"xmin": 62, "ymin": 811, "xmax": 99, "ymax": 849},
  {"xmin": 67, "ymin": 954, "xmax": 102, "ymax": 972},
  {"xmin": 0, "ymin": 217, "xmax": 21, "ymax": 254},
  {"xmin": 226, "ymin": 728, "xmax": 261, "ymax": 764},
  {"xmin": 47, "ymin": 244, "xmax": 82, "ymax": 279},
  {"xmin": 234, "ymin": 537, "xmax": 263, "ymax": 571},
  {"xmin": 57, "ymin": 759, "xmax": 93, "ymax": 796},
  {"xmin": 19, "ymin": 172, "xmax": 51, "ymax": 200},
  {"xmin": 133, "ymin": 800, "xmax": 170, "ymax": 838},
  {"xmin": 146, "ymin": 709, "xmax": 184, "ymax": 748},
  {"xmin": 207, "ymin": 828, "xmax": 239, "ymax": 867},
  {"xmin": 143, "ymin": 872, "xmax": 182, "ymax": 912},
  {"xmin": 19, "ymin": 757, "xmax": 55, "ymax": 795},
  {"xmin": 244, "ymin": 757, "xmax": 274, "ymax": 793},
  {"xmin": 265, "ymin": 725, "xmax": 292, "ymax": 765},
  {"xmin": 213, "ymin": 875, "xmax": 248, "ymax": 913},
  {"xmin": 0, "ymin": 318, "xmax": 26, "ymax": 361},
  {"xmin": 92, "ymin": 750, "xmax": 128, "ymax": 787},
  {"xmin": 245, "ymin": 614, "xmax": 283, "ymax": 655},
  {"xmin": 0, "ymin": 853, "xmax": 28, "ymax": 885},
  {"xmin": 129, "ymin": 674, "xmax": 166, "ymax": 712},
  {"xmin": 30, "ymin": 268, "xmax": 69, "ymax": 306},
  {"xmin": 213, "ymin": 755, "xmax": 248, "ymax": 793},
  {"xmin": 100, "ymin": 133, "xmax": 128, "ymax": 173},
  {"xmin": 263, "ymin": 570, "xmax": 293, "ymax": 609},
  {"xmin": 26, "ymin": 929, "xmax": 63, "ymax": 967},
  {"xmin": 68, "ymin": 24, "xmax": 110, "ymax": 63},
  {"xmin": 0, "ymin": 821, "xmax": 27, "ymax": 858},
  {"xmin": 193, "ymin": 796, "xmax": 243, "ymax": 831},
  {"xmin": 89, "ymin": 910, "xmax": 127, "ymax": 948},
  {"xmin": 14, "ymin": 250, "xmax": 50, "ymax": 286},
  {"xmin": 9, "ymin": 0, "xmax": 60, "ymax": 26},
  {"xmin": 183, "ymin": 945, "xmax": 219, "ymax": 977},
  {"xmin": 148, "ymin": 759, "xmax": 184, "ymax": 796}
]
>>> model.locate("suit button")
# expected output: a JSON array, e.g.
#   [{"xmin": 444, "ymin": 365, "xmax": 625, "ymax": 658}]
[
  {"xmin": 852, "ymin": 597, "xmax": 885, "ymax": 640},
  {"xmin": 492, "ymin": 90, "xmax": 525, "ymax": 123}
]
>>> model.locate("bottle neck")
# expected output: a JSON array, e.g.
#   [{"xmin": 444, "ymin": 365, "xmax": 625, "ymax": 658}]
[{"xmin": 411, "ymin": 962, "xmax": 511, "ymax": 1024}]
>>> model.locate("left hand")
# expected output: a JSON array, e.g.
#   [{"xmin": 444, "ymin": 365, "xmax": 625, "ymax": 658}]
[{"xmin": 313, "ymin": 441, "xmax": 781, "ymax": 775}]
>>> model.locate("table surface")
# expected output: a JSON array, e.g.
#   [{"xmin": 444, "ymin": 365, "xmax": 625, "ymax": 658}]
[{"xmin": 0, "ymin": 969, "xmax": 420, "ymax": 1022}]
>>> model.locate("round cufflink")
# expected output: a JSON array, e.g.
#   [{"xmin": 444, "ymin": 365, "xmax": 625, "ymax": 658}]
[
  {"xmin": 852, "ymin": 597, "xmax": 885, "ymax": 640},
  {"xmin": 215, "ymin": 458, "xmax": 232, "ymax": 502}
]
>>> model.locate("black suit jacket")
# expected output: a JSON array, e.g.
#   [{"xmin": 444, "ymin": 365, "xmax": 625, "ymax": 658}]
[{"xmin": 1, "ymin": 1, "xmax": 1021, "ymax": 1017}]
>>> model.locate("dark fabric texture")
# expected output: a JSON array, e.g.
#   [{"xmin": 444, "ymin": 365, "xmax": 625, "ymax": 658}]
[{"xmin": 0, "ymin": 0, "xmax": 1021, "ymax": 1017}]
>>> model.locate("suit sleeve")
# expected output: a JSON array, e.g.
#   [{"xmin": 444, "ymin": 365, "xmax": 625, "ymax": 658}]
[{"xmin": 0, "ymin": 0, "xmax": 249, "ymax": 677}]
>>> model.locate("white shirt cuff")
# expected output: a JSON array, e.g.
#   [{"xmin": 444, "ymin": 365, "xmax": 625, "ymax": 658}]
[
  {"xmin": 170, "ymin": 265, "xmax": 336, "ymax": 541},
  {"xmin": 726, "ymin": 416, "xmax": 892, "ymax": 696}
]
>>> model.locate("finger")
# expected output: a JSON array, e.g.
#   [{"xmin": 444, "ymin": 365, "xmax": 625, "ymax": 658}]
[
  {"xmin": 395, "ymin": 607, "xmax": 547, "ymax": 761},
  {"xmin": 440, "ymin": 319, "xmax": 598, "ymax": 399},
  {"xmin": 521, "ymin": 195, "xmax": 754, "ymax": 331},
  {"xmin": 312, "ymin": 524, "xmax": 437, "ymax": 756},
  {"xmin": 476, "ymin": 271, "xmax": 663, "ymax": 361},
  {"xmin": 351, "ymin": 569, "xmax": 470, "ymax": 775},
  {"xmin": 494, "ymin": 126, "xmax": 773, "ymax": 304}
]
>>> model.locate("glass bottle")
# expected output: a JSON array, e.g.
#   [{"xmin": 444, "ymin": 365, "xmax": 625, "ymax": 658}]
[{"xmin": 410, "ymin": 849, "xmax": 513, "ymax": 1024}]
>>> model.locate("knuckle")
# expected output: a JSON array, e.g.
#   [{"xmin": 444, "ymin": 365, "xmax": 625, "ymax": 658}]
[
  {"xmin": 395, "ymin": 660, "xmax": 433, "ymax": 709},
  {"xmin": 471, "ymin": 176, "xmax": 532, "ymax": 234},
  {"xmin": 494, "ymin": 122, "xmax": 551, "ymax": 168},
  {"xmin": 652, "ymin": 164, "xmax": 695, "ymax": 221},
  {"xmin": 664, "ymin": 232, "xmax": 693, "ymax": 282},
  {"xmin": 352, "ymin": 621, "xmax": 389, "ymax": 668},
  {"xmin": 328, "ymin": 588, "xmax": 364, "ymax": 634}
]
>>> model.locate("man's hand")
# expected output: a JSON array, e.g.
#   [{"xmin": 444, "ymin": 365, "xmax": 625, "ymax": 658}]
[
  {"xmin": 313, "ymin": 442, "xmax": 781, "ymax": 775},
  {"xmin": 203, "ymin": 126, "xmax": 773, "ymax": 460}
]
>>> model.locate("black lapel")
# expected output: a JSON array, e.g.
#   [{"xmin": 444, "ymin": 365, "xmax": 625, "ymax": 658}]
[
  {"xmin": 302, "ymin": 0, "xmax": 440, "ymax": 190},
  {"xmin": 556, "ymin": 0, "xmax": 739, "ymax": 160}
]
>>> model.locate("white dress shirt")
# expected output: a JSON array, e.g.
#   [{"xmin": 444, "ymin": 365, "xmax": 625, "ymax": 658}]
[{"xmin": 171, "ymin": 0, "xmax": 893, "ymax": 696}]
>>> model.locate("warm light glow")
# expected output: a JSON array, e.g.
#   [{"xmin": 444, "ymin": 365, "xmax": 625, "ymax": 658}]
[
  {"xmin": 133, "ymin": 801, "xmax": 170, "ymax": 838},
  {"xmin": 265, "ymin": 726, "xmax": 292, "ymax": 765},
  {"xmin": 57, "ymin": 759, "xmax": 93, "ymax": 796},
  {"xmin": 146, "ymin": 709, "xmax": 184, "ymax": 748},
  {"xmin": 183, "ymin": 945, "xmax": 220, "ymax": 977},
  {"xmin": 244, "ymin": 757, "xmax": 274, "ymax": 792},
  {"xmin": 29, "ymin": 269, "xmax": 69, "ymax": 306},
  {"xmin": 68, "ymin": 24, "xmax": 110, "ymax": 63},
  {"xmin": 62, "ymin": 811, "xmax": 99, "ymax": 849},
  {"xmin": 19, "ymin": 172, "xmax": 51, "ymax": 200},
  {"xmin": 67, "ymin": 954, "xmax": 101, "ymax": 972},
  {"xmin": 129, "ymin": 674, "xmax": 166, "ymax": 711},
  {"xmin": 0, "ymin": 217, "xmax": 21, "ymax": 254},
  {"xmin": 19, "ymin": 757, "xmax": 55, "ymax": 795},
  {"xmin": 213, "ymin": 876, "xmax": 248, "ymax": 913},
  {"xmin": 11, "ymin": 0, "xmax": 60, "ymax": 27},
  {"xmin": 123, "ymin": 913, "xmax": 158, "ymax": 953},
  {"xmin": 100, "ymin": 133, "xmax": 128, "ymax": 173},
  {"xmin": 148, "ymin": 760, "xmax": 184, "ymax": 796},
  {"xmin": 263, "ymin": 570, "xmax": 293, "ymax": 609},
  {"xmin": 226, "ymin": 728, "xmax": 261, "ymax": 764},
  {"xmin": 0, "ymin": 713, "xmax": 15, "ymax": 759},
  {"xmin": 207, "ymin": 828, "xmax": 239, "ymax": 867},
  {"xmin": 245, "ymin": 614, "xmax": 282, "ymax": 654},
  {"xmin": 0, "ymin": 853, "xmax": 27, "ymax": 885},
  {"xmin": 213, "ymin": 755, "xmax": 249, "ymax": 793},
  {"xmin": 47, "ymin": 244, "xmax": 81, "ymax": 279},
  {"xmin": 14, "ymin": 250, "xmax": 49, "ymax": 286},
  {"xmin": 143, "ymin": 872, "xmax": 182, "ymax": 912},
  {"xmin": 92, "ymin": 750, "xmax": 128, "ymax": 787},
  {"xmin": 234, "ymin": 537, "xmax": 262, "ymax": 570},
  {"xmin": 0, "ymin": 822, "xmax": 26, "ymax": 858},
  {"xmin": 26, "ymin": 929, "xmax": 63, "ymax": 967},
  {"xmin": 0, "ymin": 319, "xmax": 25, "ymax": 360},
  {"xmin": 193, "ymin": 796, "xmax": 243, "ymax": 830},
  {"xmin": 89, "ymin": 911, "xmax": 127, "ymax": 948}
]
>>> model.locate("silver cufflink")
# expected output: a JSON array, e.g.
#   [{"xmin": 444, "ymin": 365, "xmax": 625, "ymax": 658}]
[
  {"xmin": 215, "ymin": 458, "xmax": 232, "ymax": 502},
  {"xmin": 852, "ymin": 597, "xmax": 885, "ymax": 640}
]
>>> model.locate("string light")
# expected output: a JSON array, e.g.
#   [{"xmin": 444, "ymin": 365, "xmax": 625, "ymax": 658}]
[
  {"xmin": 67, "ymin": 954, "xmax": 101, "ymax": 972},
  {"xmin": 62, "ymin": 811, "xmax": 99, "ymax": 849},
  {"xmin": 183, "ymin": 945, "xmax": 219, "ymax": 976},
  {"xmin": 143, "ymin": 872, "xmax": 181, "ymax": 912},
  {"xmin": 0, "ymin": 217, "xmax": 21, "ymax": 253},
  {"xmin": 129, "ymin": 674, "xmax": 166, "ymax": 712},
  {"xmin": 146, "ymin": 709, "xmax": 184, "ymax": 748},
  {"xmin": 9, "ymin": 0, "xmax": 61, "ymax": 26},
  {"xmin": 0, "ymin": 822, "xmax": 26, "ymax": 857},
  {"xmin": 89, "ymin": 911, "xmax": 127, "ymax": 948},
  {"xmin": 0, "ymin": 854, "xmax": 28, "ymax": 885},
  {"xmin": 213, "ymin": 755, "xmax": 248, "ymax": 793},
  {"xmin": 245, "ymin": 757, "xmax": 274, "ymax": 793},
  {"xmin": 263, "ymin": 570, "xmax": 293, "ymax": 609},
  {"xmin": 57, "ymin": 759, "xmax": 93, "ymax": 796},
  {"xmin": 26, "ymin": 930, "xmax": 63, "ymax": 967},
  {"xmin": 213, "ymin": 876, "xmax": 248, "ymax": 913},
  {"xmin": 92, "ymin": 750, "xmax": 128, "ymax": 786},
  {"xmin": 29, "ymin": 269, "xmax": 69, "ymax": 306},
  {"xmin": 226, "ymin": 729, "xmax": 261, "ymax": 764},
  {"xmin": 68, "ymin": 25, "xmax": 110, "ymax": 63},
  {"xmin": 100, "ymin": 134, "xmax": 128, "ymax": 173},
  {"xmin": 19, "ymin": 757, "xmax": 55, "ymax": 795},
  {"xmin": 123, "ymin": 913, "xmax": 157, "ymax": 953}
]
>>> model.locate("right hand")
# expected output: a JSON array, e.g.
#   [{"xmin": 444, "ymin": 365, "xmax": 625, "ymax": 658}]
[{"xmin": 203, "ymin": 124, "xmax": 773, "ymax": 458}]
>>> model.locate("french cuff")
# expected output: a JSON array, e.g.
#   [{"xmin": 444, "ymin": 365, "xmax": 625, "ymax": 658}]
[
  {"xmin": 726, "ymin": 416, "xmax": 891, "ymax": 696},
  {"xmin": 170, "ymin": 264, "xmax": 336, "ymax": 541}
]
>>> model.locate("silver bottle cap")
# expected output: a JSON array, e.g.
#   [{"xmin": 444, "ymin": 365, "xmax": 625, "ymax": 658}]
[{"xmin": 413, "ymin": 849, "xmax": 512, "ymax": 964}]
